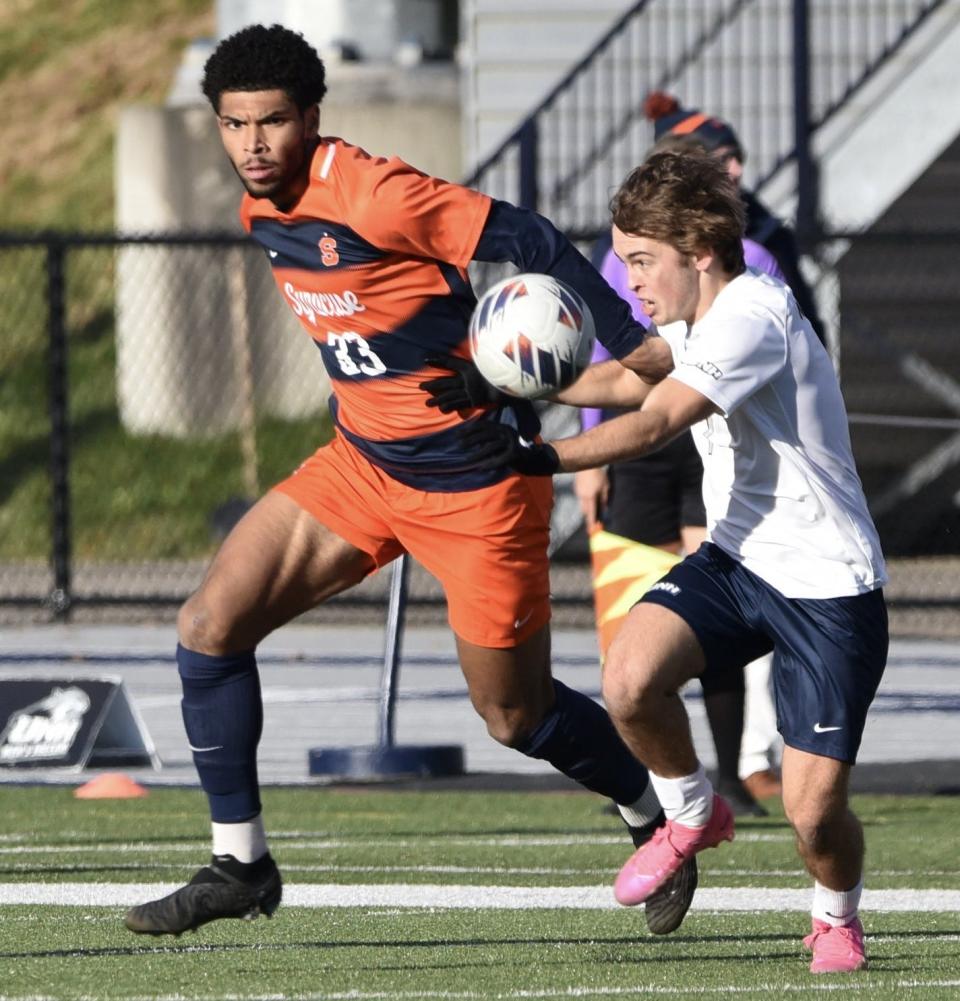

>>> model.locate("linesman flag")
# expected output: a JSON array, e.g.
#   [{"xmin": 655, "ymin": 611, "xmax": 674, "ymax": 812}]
[{"xmin": 588, "ymin": 526, "xmax": 681, "ymax": 659}]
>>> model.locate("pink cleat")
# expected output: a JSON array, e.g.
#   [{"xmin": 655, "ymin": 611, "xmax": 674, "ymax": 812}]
[
  {"xmin": 614, "ymin": 794, "xmax": 735, "ymax": 906},
  {"xmin": 803, "ymin": 916, "xmax": 867, "ymax": 973}
]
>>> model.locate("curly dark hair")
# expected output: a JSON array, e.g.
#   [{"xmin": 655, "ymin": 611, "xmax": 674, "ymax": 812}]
[
  {"xmin": 611, "ymin": 150, "xmax": 745, "ymax": 274},
  {"xmin": 202, "ymin": 23, "xmax": 327, "ymax": 112}
]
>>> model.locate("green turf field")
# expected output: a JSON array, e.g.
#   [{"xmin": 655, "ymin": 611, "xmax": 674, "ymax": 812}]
[{"xmin": 1, "ymin": 786, "xmax": 958, "ymax": 999}]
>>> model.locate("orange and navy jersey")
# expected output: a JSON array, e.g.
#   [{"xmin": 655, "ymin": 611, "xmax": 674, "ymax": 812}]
[
  {"xmin": 240, "ymin": 137, "xmax": 646, "ymax": 490},
  {"xmin": 240, "ymin": 137, "xmax": 514, "ymax": 488}
]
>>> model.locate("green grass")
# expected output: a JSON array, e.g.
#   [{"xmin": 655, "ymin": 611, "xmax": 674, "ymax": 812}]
[
  {"xmin": 0, "ymin": 0, "xmax": 214, "ymax": 232},
  {"xmin": 0, "ymin": 786, "xmax": 958, "ymax": 999},
  {"xmin": 0, "ymin": 244, "xmax": 331, "ymax": 561},
  {"xmin": 0, "ymin": 0, "xmax": 203, "ymax": 85}
]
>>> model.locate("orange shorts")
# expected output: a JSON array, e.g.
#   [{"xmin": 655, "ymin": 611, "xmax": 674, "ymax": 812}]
[{"xmin": 274, "ymin": 432, "xmax": 554, "ymax": 648}]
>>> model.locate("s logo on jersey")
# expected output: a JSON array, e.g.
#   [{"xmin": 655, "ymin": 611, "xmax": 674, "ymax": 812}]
[{"xmin": 319, "ymin": 236, "xmax": 340, "ymax": 267}]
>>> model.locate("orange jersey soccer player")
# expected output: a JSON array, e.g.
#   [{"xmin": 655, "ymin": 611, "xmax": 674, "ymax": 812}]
[{"xmin": 123, "ymin": 23, "xmax": 687, "ymax": 939}]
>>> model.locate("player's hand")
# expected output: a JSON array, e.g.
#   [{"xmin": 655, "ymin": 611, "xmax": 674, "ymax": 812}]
[
  {"xmin": 458, "ymin": 421, "xmax": 560, "ymax": 476},
  {"xmin": 574, "ymin": 467, "xmax": 609, "ymax": 529},
  {"xmin": 420, "ymin": 354, "xmax": 502, "ymax": 412}
]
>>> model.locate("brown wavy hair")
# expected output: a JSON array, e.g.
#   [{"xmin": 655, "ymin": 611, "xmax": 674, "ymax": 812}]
[{"xmin": 610, "ymin": 150, "xmax": 746, "ymax": 274}]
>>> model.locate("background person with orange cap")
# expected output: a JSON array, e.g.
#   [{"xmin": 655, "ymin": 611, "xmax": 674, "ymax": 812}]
[{"xmin": 642, "ymin": 91, "xmax": 826, "ymax": 344}]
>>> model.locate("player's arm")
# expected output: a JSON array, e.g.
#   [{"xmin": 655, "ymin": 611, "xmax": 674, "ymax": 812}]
[
  {"xmin": 550, "ymin": 378, "xmax": 717, "ymax": 471},
  {"xmin": 552, "ymin": 334, "xmax": 675, "ymax": 408},
  {"xmin": 460, "ymin": 377, "xmax": 717, "ymax": 476},
  {"xmin": 472, "ymin": 201, "xmax": 668, "ymax": 380}
]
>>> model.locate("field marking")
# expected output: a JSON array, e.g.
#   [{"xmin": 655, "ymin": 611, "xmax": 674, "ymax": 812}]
[
  {"xmin": 5, "ymin": 860, "xmax": 956, "ymax": 882},
  {"xmin": 1, "ymin": 883, "xmax": 958, "ymax": 912},
  {"xmin": 3, "ymin": 981, "xmax": 960, "ymax": 1000},
  {"xmin": 0, "ymin": 831, "xmax": 793, "ymax": 857}
]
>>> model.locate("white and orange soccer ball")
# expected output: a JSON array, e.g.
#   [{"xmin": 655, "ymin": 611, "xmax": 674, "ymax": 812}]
[{"xmin": 468, "ymin": 273, "xmax": 596, "ymax": 399}]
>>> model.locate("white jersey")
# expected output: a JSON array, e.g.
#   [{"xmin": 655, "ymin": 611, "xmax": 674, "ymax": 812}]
[{"xmin": 657, "ymin": 268, "xmax": 886, "ymax": 598}]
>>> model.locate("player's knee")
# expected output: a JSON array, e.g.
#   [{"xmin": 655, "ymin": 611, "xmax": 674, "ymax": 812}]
[
  {"xmin": 789, "ymin": 814, "xmax": 833, "ymax": 857},
  {"xmin": 476, "ymin": 701, "xmax": 541, "ymax": 748},
  {"xmin": 602, "ymin": 644, "xmax": 656, "ymax": 725},
  {"xmin": 785, "ymin": 800, "xmax": 848, "ymax": 855},
  {"xmin": 177, "ymin": 593, "xmax": 239, "ymax": 655}
]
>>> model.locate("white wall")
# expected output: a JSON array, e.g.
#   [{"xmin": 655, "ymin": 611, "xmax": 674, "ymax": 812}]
[
  {"xmin": 460, "ymin": 0, "xmax": 630, "ymax": 169},
  {"xmin": 217, "ymin": 0, "xmax": 447, "ymax": 60}
]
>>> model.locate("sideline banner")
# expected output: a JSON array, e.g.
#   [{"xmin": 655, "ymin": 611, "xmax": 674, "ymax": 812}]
[{"xmin": 0, "ymin": 677, "xmax": 160, "ymax": 771}]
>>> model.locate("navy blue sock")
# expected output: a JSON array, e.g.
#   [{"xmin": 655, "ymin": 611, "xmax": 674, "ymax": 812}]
[
  {"xmin": 177, "ymin": 643, "xmax": 263, "ymax": 823},
  {"xmin": 517, "ymin": 679, "xmax": 650, "ymax": 804}
]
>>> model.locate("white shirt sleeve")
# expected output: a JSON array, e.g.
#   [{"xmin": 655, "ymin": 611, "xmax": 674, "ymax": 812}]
[{"xmin": 669, "ymin": 299, "xmax": 787, "ymax": 417}]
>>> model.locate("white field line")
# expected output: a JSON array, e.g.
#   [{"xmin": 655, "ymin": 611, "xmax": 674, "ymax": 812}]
[
  {"xmin": 1, "ymin": 883, "xmax": 958, "ymax": 912},
  {"xmin": 0, "ymin": 832, "xmax": 793, "ymax": 856},
  {"xmin": 4, "ymin": 982, "xmax": 960, "ymax": 1001},
  {"xmin": 7, "ymin": 860, "xmax": 958, "ymax": 881}
]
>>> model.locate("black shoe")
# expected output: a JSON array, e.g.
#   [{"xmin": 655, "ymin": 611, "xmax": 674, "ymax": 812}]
[
  {"xmin": 716, "ymin": 778, "xmax": 769, "ymax": 818},
  {"xmin": 124, "ymin": 853, "xmax": 282, "ymax": 936},
  {"xmin": 621, "ymin": 807, "xmax": 699, "ymax": 936}
]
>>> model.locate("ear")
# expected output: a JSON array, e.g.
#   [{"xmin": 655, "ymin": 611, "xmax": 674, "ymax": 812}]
[
  {"xmin": 692, "ymin": 247, "xmax": 715, "ymax": 273},
  {"xmin": 304, "ymin": 103, "xmax": 320, "ymax": 136}
]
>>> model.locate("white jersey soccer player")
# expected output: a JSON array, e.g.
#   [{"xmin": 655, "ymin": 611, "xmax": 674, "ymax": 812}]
[
  {"xmin": 655, "ymin": 267, "xmax": 886, "ymax": 598},
  {"xmin": 464, "ymin": 149, "xmax": 889, "ymax": 975}
]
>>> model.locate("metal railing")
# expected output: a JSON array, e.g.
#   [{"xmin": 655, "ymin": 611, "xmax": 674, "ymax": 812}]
[{"xmin": 464, "ymin": 0, "xmax": 946, "ymax": 240}]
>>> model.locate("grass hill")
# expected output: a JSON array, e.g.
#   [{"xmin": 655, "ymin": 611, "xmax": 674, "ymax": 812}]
[{"xmin": 0, "ymin": 0, "xmax": 213, "ymax": 231}]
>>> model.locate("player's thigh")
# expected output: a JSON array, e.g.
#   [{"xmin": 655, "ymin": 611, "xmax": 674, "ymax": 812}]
[
  {"xmin": 780, "ymin": 744, "xmax": 852, "ymax": 829},
  {"xmin": 181, "ymin": 491, "xmax": 374, "ymax": 652},
  {"xmin": 768, "ymin": 588, "xmax": 888, "ymax": 764},
  {"xmin": 603, "ymin": 601, "xmax": 705, "ymax": 714},
  {"xmin": 606, "ymin": 543, "xmax": 771, "ymax": 708}
]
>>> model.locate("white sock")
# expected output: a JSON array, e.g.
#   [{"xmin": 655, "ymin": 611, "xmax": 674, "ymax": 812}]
[
  {"xmin": 648, "ymin": 763, "xmax": 713, "ymax": 827},
  {"xmin": 812, "ymin": 879, "xmax": 862, "ymax": 927},
  {"xmin": 617, "ymin": 778, "xmax": 663, "ymax": 829},
  {"xmin": 212, "ymin": 815, "xmax": 268, "ymax": 864}
]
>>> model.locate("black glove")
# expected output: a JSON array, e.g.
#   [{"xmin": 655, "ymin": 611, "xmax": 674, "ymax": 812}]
[
  {"xmin": 419, "ymin": 354, "xmax": 502, "ymax": 413},
  {"xmin": 458, "ymin": 421, "xmax": 560, "ymax": 476}
]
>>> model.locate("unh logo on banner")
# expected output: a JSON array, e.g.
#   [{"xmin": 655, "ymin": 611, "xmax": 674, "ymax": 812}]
[{"xmin": 0, "ymin": 686, "xmax": 92, "ymax": 763}]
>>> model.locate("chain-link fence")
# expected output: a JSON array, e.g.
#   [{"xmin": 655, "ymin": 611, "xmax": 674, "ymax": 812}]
[
  {"xmin": 0, "ymin": 235, "xmax": 333, "ymax": 614},
  {"xmin": 1, "ymin": 230, "xmax": 958, "ymax": 635}
]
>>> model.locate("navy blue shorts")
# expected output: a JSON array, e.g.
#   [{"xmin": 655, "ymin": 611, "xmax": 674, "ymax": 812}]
[{"xmin": 640, "ymin": 543, "xmax": 888, "ymax": 763}]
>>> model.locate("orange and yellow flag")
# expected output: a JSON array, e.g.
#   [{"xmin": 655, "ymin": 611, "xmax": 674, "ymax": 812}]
[{"xmin": 588, "ymin": 526, "xmax": 681, "ymax": 659}]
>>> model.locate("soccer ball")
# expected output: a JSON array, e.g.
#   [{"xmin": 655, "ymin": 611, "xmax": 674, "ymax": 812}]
[{"xmin": 469, "ymin": 273, "xmax": 596, "ymax": 399}]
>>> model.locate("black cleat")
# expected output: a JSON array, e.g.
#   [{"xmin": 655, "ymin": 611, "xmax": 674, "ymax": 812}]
[
  {"xmin": 716, "ymin": 778, "xmax": 769, "ymax": 818},
  {"xmin": 624, "ymin": 808, "xmax": 698, "ymax": 936},
  {"xmin": 124, "ymin": 853, "xmax": 282, "ymax": 936}
]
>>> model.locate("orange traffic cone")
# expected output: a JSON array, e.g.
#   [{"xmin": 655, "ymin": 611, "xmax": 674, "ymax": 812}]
[
  {"xmin": 74, "ymin": 772, "xmax": 148, "ymax": 799},
  {"xmin": 588, "ymin": 526, "xmax": 681, "ymax": 658}
]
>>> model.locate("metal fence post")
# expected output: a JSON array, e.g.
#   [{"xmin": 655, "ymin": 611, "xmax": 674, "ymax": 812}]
[
  {"xmin": 518, "ymin": 118, "xmax": 539, "ymax": 211},
  {"xmin": 45, "ymin": 238, "xmax": 72, "ymax": 620},
  {"xmin": 308, "ymin": 553, "xmax": 465, "ymax": 779},
  {"xmin": 377, "ymin": 549, "xmax": 410, "ymax": 747},
  {"xmin": 792, "ymin": 0, "xmax": 819, "ymax": 253}
]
